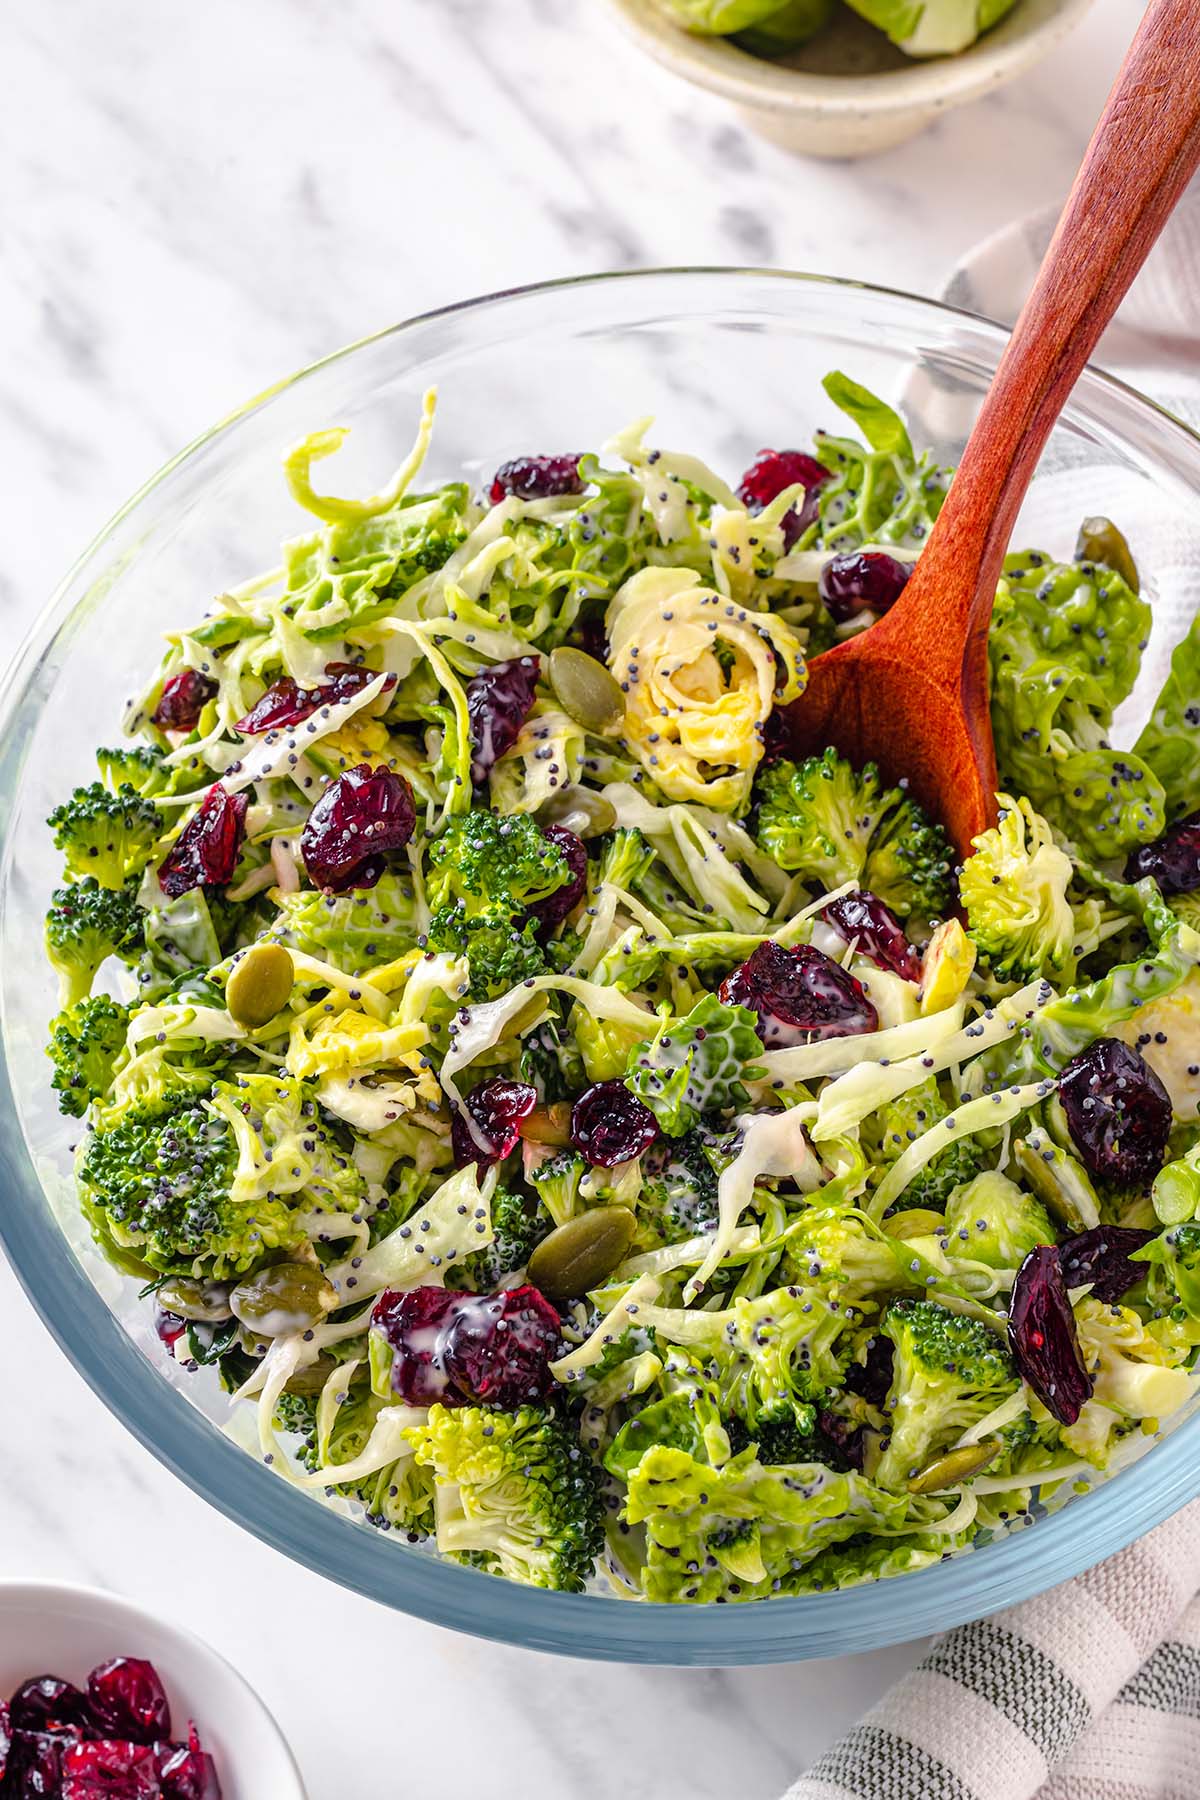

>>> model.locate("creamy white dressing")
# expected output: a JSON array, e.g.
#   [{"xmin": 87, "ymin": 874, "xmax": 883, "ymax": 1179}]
[
  {"xmin": 813, "ymin": 982, "xmax": 1047, "ymax": 1141},
  {"xmin": 685, "ymin": 1107, "xmax": 822, "ymax": 1302}
]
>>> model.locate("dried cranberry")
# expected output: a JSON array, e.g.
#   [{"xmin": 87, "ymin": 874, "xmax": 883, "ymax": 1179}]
[
  {"xmin": 158, "ymin": 785, "xmax": 247, "ymax": 898},
  {"xmin": 818, "ymin": 550, "xmax": 912, "ymax": 623},
  {"xmin": 1125, "ymin": 808, "xmax": 1200, "ymax": 896},
  {"xmin": 155, "ymin": 1310, "xmax": 187, "ymax": 1351},
  {"xmin": 61, "ymin": 1739, "xmax": 161, "ymax": 1799},
  {"xmin": 822, "ymin": 890, "xmax": 921, "ymax": 983},
  {"xmin": 1058, "ymin": 1037, "xmax": 1172, "ymax": 1189},
  {"xmin": 1058, "ymin": 1226, "xmax": 1155, "ymax": 1304},
  {"xmin": 234, "ymin": 661, "xmax": 394, "ymax": 735},
  {"xmin": 156, "ymin": 1726, "xmax": 221, "ymax": 1800},
  {"xmin": 6, "ymin": 1725, "xmax": 84, "ymax": 1797},
  {"xmin": 466, "ymin": 656, "xmax": 540, "ymax": 787},
  {"xmin": 9, "ymin": 1677, "xmax": 91, "ymax": 1733},
  {"xmin": 442, "ymin": 1284, "xmax": 562, "ymax": 1408},
  {"xmin": 373, "ymin": 1286, "xmax": 466, "ymax": 1405},
  {"xmin": 451, "ymin": 1078, "xmax": 538, "ymax": 1167},
  {"xmin": 373, "ymin": 1284, "xmax": 560, "ymax": 1407},
  {"xmin": 737, "ymin": 449, "xmax": 829, "ymax": 550},
  {"xmin": 489, "ymin": 455, "xmax": 585, "ymax": 506},
  {"xmin": 1009, "ymin": 1244, "xmax": 1093, "ymax": 1425},
  {"xmin": 151, "ymin": 671, "xmax": 217, "ymax": 733},
  {"xmin": 816, "ymin": 1408, "xmax": 865, "ymax": 1471},
  {"xmin": 300, "ymin": 763, "xmax": 416, "ymax": 893},
  {"xmin": 527, "ymin": 824, "xmax": 587, "ymax": 936},
  {"xmin": 845, "ymin": 1333, "xmax": 895, "ymax": 1408},
  {"xmin": 233, "ymin": 676, "xmax": 305, "ymax": 735},
  {"xmin": 719, "ymin": 941, "xmax": 878, "ymax": 1049},
  {"xmin": 577, "ymin": 612, "xmax": 609, "ymax": 665},
  {"xmin": 0, "ymin": 1700, "xmax": 9, "ymax": 1780},
  {"xmin": 571, "ymin": 1080, "xmax": 659, "ymax": 1167},
  {"xmin": 87, "ymin": 1660, "xmax": 171, "ymax": 1746}
]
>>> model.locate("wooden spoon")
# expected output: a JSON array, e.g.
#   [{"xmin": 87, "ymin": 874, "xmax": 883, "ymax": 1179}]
[{"xmin": 783, "ymin": 0, "xmax": 1200, "ymax": 862}]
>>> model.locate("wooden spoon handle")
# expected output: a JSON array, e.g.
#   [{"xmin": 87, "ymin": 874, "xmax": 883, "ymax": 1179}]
[{"xmin": 905, "ymin": 0, "xmax": 1200, "ymax": 684}]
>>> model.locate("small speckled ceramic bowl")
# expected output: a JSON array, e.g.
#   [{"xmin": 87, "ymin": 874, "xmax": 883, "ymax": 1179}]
[{"xmin": 605, "ymin": 0, "xmax": 1096, "ymax": 158}]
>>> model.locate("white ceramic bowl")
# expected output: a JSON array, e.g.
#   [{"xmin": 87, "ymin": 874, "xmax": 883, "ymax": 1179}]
[
  {"xmin": 605, "ymin": 0, "xmax": 1096, "ymax": 157},
  {"xmin": 0, "ymin": 1584, "xmax": 307, "ymax": 1800}
]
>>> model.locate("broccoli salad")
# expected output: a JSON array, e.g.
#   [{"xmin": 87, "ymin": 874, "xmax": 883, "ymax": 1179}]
[{"xmin": 44, "ymin": 372, "xmax": 1200, "ymax": 1604}]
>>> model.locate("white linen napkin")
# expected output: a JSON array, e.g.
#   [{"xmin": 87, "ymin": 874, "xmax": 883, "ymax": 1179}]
[{"xmin": 783, "ymin": 197, "xmax": 1200, "ymax": 1800}]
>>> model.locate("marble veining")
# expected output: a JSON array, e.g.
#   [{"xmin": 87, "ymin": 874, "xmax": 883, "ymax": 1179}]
[{"xmin": 0, "ymin": 1, "xmax": 1146, "ymax": 1794}]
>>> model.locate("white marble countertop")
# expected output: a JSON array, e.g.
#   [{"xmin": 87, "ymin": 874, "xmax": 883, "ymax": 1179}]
[{"xmin": 0, "ymin": 1, "xmax": 1147, "ymax": 1794}]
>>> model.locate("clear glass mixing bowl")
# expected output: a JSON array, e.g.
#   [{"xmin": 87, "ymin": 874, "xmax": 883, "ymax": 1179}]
[{"xmin": 3, "ymin": 270, "xmax": 1199, "ymax": 1665}]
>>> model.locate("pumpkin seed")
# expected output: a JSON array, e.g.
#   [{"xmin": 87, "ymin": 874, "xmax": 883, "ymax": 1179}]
[
  {"xmin": 882, "ymin": 1209, "xmax": 945, "ymax": 1241},
  {"xmin": 908, "ymin": 1439, "xmax": 1000, "ymax": 1494},
  {"xmin": 226, "ymin": 942, "xmax": 295, "ymax": 1029},
  {"xmin": 536, "ymin": 785, "xmax": 617, "ymax": 840},
  {"xmin": 1076, "ymin": 515, "xmax": 1139, "ymax": 593},
  {"xmin": 548, "ymin": 647, "xmax": 625, "ymax": 733},
  {"xmin": 526, "ymin": 1205, "xmax": 637, "ymax": 1300},
  {"xmin": 230, "ymin": 1262, "xmax": 337, "ymax": 1335},
  {"xmin": 519, "ymin": 1101, "xmax": 574, "ymax": 1147},
  {"xmin": 156, "ymin": 1275, "xmax": 233, "ymax": 1323},
  {"xmin": 283, "ymin": 1354, "xmax": 341, "ymax": 1396}
]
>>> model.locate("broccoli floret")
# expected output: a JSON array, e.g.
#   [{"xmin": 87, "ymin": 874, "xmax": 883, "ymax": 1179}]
[
  {"xmin": 95, "ymin": 744, "xmax": 170, "ymax": 798},
  {"xmin": 874, "ymin": 1298, "xmax": 1017, "ymax": 1491},
  {"xmin": 426, "ymin": 809, "xmax": 569, "ymax": 914},
  {"xmin": 593, "ymin": 827, "xmax": 654, "ymax": 894},
  {"xmin": 902, "ymin": 1142, "xmax": 987, "ymax": 1214},
  {"xmin": 450, "ymin": 1184, "xmax": 551, "ymax": 1289},
  {"xmin": 45, "ymin": 877, "xmax": 145, "ymax": 1005},
  {"xmin": 754, "ymin": 750, "xmax": 952, "ymax": 919},
  {"xmin": 425, "ymin": 810, "xmax": 569, "ymax": 999},
  {"xmin": 46, "ymin": 993, "xmax": 128, "ymax": 1117},
  {"xmin": 48, "ymin": 781, "xmax": 165, "ymax": 890},
  {"xmin": 79, "ymin": 1100, "xmax": 240, "ymax": 1273},
  {"xmin": 862, "ymin": 794, "xmax": 954, "ymax": 924},
  {"xmin": 273, "ymin": 1389, "xmax": 319, "ymax": 1445},
  {"xmin": 637, "ymin": 1131, "xmax": 720, "ymax": 1248},
  {"xmin": 405, "ymin": 1404, "xmax": 604, "ymax": 1593},
  {"xmin": 943, "ymin": 1171, "xmax": 1055, "ymax": 1270},
  {"xmin": 426, "ymin": 901, "xmax": 546, "ymax": 1002},
  {"xmin": 755, "ymin": 749, "xmax": 891, "ymax": 891},
  {"xmin": 960, "ymin": 794, "xmax": 1111, "ymax": 982},
  {"xmin": 80, "ymin": 1073, "xmax": 363, "ymax": 1275},
  {"xmin": 277, "ymin": 1380, "xmax": 437, "ymax": 1533},
  {"xmin": 527, "ymin": 1148, "xmax": 587, "ymax": 1227}
]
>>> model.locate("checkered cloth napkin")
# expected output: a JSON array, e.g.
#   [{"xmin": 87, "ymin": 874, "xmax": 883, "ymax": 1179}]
[{"xmin": 784, "ymin": 195, "xmax": 1200, "ymax": 1800}]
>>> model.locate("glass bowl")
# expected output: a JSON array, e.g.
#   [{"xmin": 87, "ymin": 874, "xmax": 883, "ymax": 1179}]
[{"xmin": 3, "ymin": 270, "xmax": 1199, "ymax": 1666}]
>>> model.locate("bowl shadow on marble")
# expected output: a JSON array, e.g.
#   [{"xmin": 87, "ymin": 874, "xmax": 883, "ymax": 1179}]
[{"xmin": 605, "ymin": 0, "xmax": 1096, "ymax": 158}]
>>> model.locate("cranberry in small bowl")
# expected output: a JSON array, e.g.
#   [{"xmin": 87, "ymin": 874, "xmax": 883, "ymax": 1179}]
[{"xmin": 0, "ymin": 1585, "xmax": 305, "ymax": 1800}]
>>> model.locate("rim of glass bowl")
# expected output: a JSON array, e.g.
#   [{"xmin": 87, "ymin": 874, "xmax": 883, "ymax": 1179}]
[{"xmin": 3, "ymin": 268, "xmax": 1200, "ymax": 1666}]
